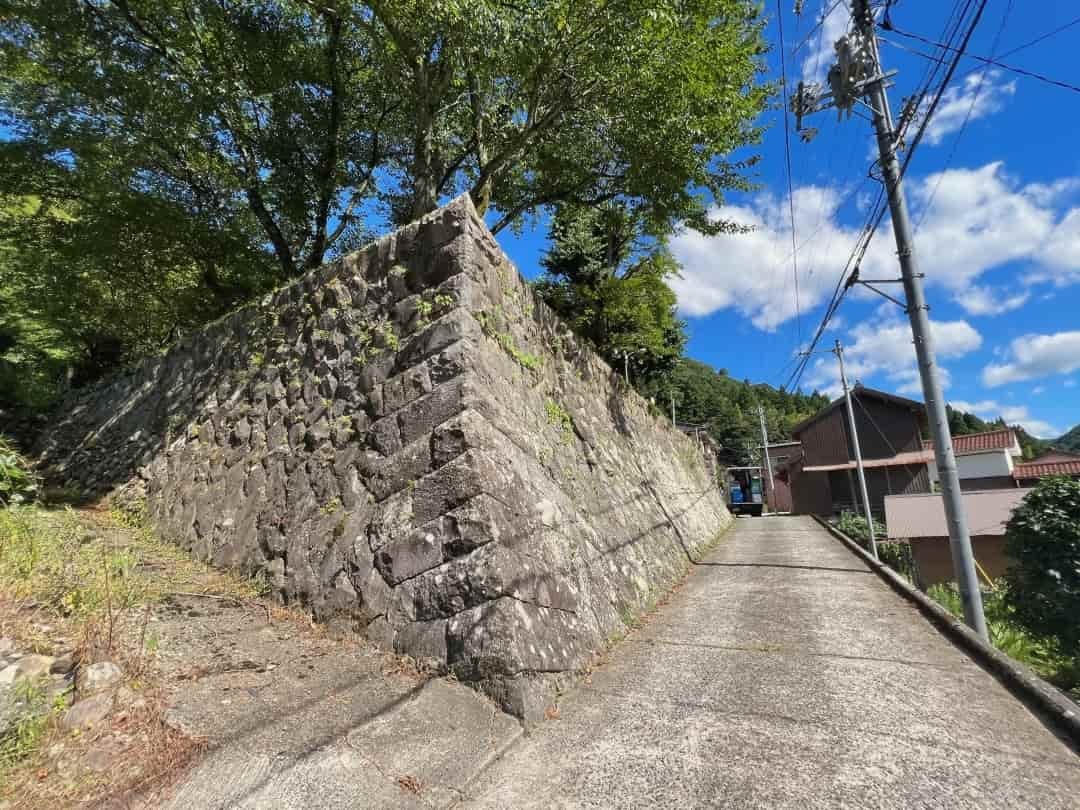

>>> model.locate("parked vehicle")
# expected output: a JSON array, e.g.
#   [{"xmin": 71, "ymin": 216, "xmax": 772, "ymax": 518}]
[{"xmin": 726, "ymin": 466, "xmax": 764, "ymax": 516}]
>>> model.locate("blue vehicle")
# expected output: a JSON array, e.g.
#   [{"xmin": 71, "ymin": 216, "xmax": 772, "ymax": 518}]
[{"xmin": 726, "ymin": 466, "xmax": 764, "ymax": 517}]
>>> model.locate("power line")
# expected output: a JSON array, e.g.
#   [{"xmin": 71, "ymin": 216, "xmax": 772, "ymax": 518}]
[
  {"xmin": 913, "ymin": 0, "xmax": 1013, "ymax": 232},
  {"xmin": 775, "ymin": 0, "xmax": 803, "ymax": 349},
  {"xmin": 792, "ymin": 0, "xmax": 848, "ymax": 57},
  {"xmin": 1000, "ymin": 13, "xmax": 1080, "ymax": 58},
  {"xmin": 786, "ymin": 0, "xmax": 988, "ymax": 392},
  {"xmin": 881, "ymin": 23, "xmax": 1080, "ymax": 95}
]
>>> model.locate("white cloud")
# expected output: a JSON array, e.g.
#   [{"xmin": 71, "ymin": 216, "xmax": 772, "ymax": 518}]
[
  {"xmin": 959, "ymin": 285, "xmax": 1030, "ymax": 316},
  {"xmin": 669, "ymin": 162, "xmax": 1080, "ymax": 329},
  {"xmin": 800, "ymin": 1, "xmax": 850, "ymax": 84},
  {"xmin": 1038, "ymin": 208, "xmax": 1080, "ymax": 281},
  {"xmin": 983, "ymin": 331, "xmax": 1080, "ymax": 387},
  {"xmin": 669, "ymin": 185, "xmax": 889, "ymax": 330},
  {"xmin": 920, "ymin": 71, "xmax": 1017, "ymax": 146},
  {"xmin": 948, "ymin": 399, "xmax": 1059, "ymax": 439},
  {"xmin": 1033, "ymin": 385, "xmax": 1045, "ymax": 395},
  {"xmin": 908, "ymin": 162, "xmax": 1080, "ymax": 290},
  {"xmin": 803, "ymin": 313, "xmax": 981, "ymax": 398}
]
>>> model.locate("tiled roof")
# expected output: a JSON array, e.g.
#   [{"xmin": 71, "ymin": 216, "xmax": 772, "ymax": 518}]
[
  {"xmin": 923, "ymin": 428, "xmax": 1018, "ymax": 455},
  {"xmin": 1013, "ymin": 460, "xmax": 1080, "ymax": 479}
]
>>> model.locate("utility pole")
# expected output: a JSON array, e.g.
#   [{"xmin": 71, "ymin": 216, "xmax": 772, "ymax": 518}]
[
  {"xmin": 757, "ymin": 404, "xmax": 773, "ymax": 511},
  {"xmin": 792, "ymin": 0, "xmax": 987, "ymax": 639},
  {"xmin": 835, "ymin": 340, "xmax": 878, "ymax": 560},
  {"xmin": 615, "ymin": 348, "xmax": 642, "ymax": 386}
]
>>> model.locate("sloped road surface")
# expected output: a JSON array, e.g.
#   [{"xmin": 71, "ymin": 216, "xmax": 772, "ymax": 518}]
[{"xmin": 461, "ymin": 515, "xmax": 1080, "ymax": 809}]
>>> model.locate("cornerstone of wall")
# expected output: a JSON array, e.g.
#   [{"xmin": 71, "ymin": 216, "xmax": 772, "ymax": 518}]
[{"xmin": 37, "ymin": 195, "xmax": 731, "ymax": 719}]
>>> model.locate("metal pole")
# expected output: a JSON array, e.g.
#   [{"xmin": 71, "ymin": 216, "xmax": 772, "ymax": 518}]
[
  {"xmin": 757, "ymin": 404, "xmax": 774, "ymax": 512},
  {"xmin": 835, "ymin": 340, "xmax": 878, "ymax": 560},
  {"xmin": 623, "ymin": 352, "xmax": 629, "ymax": 385},
  {"xmin": 854, "ymin": 1, "xmax": 987, "ymax": 639},
  {"xmin": 670, "ymin": 393, "xmax": 676, "ymax": 425}
]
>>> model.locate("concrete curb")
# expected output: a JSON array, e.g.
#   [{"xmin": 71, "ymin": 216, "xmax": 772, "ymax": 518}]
[{"xmin": 811, "ymin": 514, "xmax": 1080, "ymax": 750}]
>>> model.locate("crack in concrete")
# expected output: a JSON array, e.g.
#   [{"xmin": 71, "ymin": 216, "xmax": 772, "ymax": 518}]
[{"xmin": 626, "ymin": 636, "xmax": 961, "ymax": 670}]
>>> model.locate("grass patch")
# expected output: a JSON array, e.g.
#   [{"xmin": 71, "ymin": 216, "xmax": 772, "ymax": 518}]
[
  {"xmin": 0, "ymin": 502, "xmax": 271, "ymax": 798},
  {"xmin": 0, "ymin": 679, "xmax": 67, "ymax": 773},
  {"xmin": 476, "ymin": 310, "xmax": 542, "ymax": 371},
  {"xmin": 544, "ymin": 398, "xmax": 573, "ymax": 444},
  {"xmin": 928, "ymin": 581, "xmax": 1080, "ymax": 701},
  {"xmin": 0, "ymin": 435, "xmax": 38, "ymax": 506},
  {"xmin": 0, "ymin": 505, "xmax": 266, "ymax": 623}
]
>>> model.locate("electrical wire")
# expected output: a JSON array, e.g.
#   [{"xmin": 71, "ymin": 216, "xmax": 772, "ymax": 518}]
[
  {"xmin": 912, "ymin": 0, "xmax": 1013, "ymax": 231},
  {"xmin": 792, "ymin": 0, "xmax": 848, "ymax": 56},
  {"xmin": 882, "ymin": 23, "xmax": 1080, "ymax": 95},
  {"xmin": 786, "ymin": 0, "xmax": 989, "ymax": 393},
  {"xmin": 994, "ymin": 14, "xmax": 1080, "ymax": 61}
]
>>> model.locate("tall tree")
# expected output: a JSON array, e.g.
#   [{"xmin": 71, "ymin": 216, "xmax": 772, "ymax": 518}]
[
  {"xmin": 535, "ymin": 204, "xmax": 686, "ymax": 382},
  {"xmin": 1, "ymin": 1, "xmax": 768, "ymax": 269},
  {"xmin": 0, "ymin": 0, "xmax": 769, "ymax": 406},
  {"xmin": 1, "ymin": 0, "xmax": 393, "ymax": 279},
  {"xmin": 369, "ymin": 0, "xmax": 768, "ymax": 232},
  {"xmin": 0, "ymin": 147, "xmax": 274, "ymax": 406}
]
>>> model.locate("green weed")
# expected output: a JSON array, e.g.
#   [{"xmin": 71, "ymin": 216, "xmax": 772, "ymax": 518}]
[{"xmin": 544, "ymin": 399, "xmax": 573, "ymax": 444}]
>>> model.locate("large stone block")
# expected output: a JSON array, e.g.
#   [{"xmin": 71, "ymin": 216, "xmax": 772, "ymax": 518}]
[{"xmin": 35, "ymin": 194, "xmax": 731, "ymax": 721}]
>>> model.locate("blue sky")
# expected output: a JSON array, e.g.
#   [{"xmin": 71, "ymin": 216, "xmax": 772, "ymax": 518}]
[{"xmin": 494, "ymin": 1, "xmax": 1080, "ymax": 439}]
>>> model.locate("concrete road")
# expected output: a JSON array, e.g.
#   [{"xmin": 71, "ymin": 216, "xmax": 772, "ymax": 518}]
[{"xmin": 462, "ymin": 516, "xmax": 1080, "ymax": 809}]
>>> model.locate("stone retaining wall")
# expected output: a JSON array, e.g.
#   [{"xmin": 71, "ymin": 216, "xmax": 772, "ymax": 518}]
[{"xmin": 37, "ymin": 195, "xmax": 731, "ymax": 719}]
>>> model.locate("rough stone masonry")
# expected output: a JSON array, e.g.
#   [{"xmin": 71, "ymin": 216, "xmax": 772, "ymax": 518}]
[{"xmin": 36, "ymin": 195, "xmax": 732, "ymax": 720}]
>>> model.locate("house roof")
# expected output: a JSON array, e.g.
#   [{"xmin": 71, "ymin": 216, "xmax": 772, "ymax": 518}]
[
  {"xmin": 802, "ymin": 448, "xmax": 934, "ymax": 473},
  {"xmin": 884, "ymin": 488, "xmax": 1031, "ymax": 539},
  {"xmin": 790, "ymin": 385, "xmax": 924, "ymax": 437},
  {"xmin": 1012, "ymin": 460, "xmax": 1080, "ymax": 479},
  {"xmin": 921, "ymin": 428, "xmax": 1019, "ymax": 456}
]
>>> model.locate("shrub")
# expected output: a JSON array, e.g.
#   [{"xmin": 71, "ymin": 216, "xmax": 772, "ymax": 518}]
[
  {"xmin": 929, "ymin": 581, "xmax": 1074, "ymax": 692},
  {"xmin": 836, "ymin": 510, "xmax": 885, "ymax": 546},
  {"xmin": 0, "ymin": 435, "xmax": 37, "ymax": 505},
  {"xmin": 1003, "ymin": 476, "xmax": 1080, "ymax": 658}
]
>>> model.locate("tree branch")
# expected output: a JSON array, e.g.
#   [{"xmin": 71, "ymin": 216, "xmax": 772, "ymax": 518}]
[{"xmin": 304, "ymin": 10, "xmax": 344, "ymax": 270}]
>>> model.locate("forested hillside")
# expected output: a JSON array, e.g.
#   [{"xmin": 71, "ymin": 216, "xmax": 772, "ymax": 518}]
[
  {"xmin": 1055, "ymin": 424, "xmax": 1080, "ymax": 453},
  {"xmin": 946, "ymin": 405, "xmax": 1051, "ymax": 460},
  {"xmin": 639, "ymin": 359, "xmax": 830, "ymax": 466}
]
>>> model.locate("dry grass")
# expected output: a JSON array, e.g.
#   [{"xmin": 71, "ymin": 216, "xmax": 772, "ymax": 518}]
[
  {"xmin": 0, "ymin": 501, "xmax": 270, "ymax": 807},
  {"xmin": 2, "ymin": 694, "xmax": 208, "ymax": 810}
]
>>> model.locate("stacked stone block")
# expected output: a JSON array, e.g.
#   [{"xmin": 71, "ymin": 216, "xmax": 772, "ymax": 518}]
[{"xmin": 37, "ymin": 195, "xmax": 731, "ymax": 719}]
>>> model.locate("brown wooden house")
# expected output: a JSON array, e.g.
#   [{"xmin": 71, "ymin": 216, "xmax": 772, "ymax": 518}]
[{"xmin": 784, "ymin": 386, "xmax": 932, "ymax": 517}]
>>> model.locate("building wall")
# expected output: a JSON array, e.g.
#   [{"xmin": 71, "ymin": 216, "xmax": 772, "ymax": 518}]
[
  {"xmin": 908, "ymin": 535, "xmax": 1009, "ymax": 587},
  {"xmin": 850, "ymin": 395, "xmax": 923, "ymax": 459},
  {"xmin": 823, "ymin": 464, "xmax": 929, "ymax": 518},
  {"xmin": 796, "ymin": 395, "xmax": 921, "ymax": 468},
  {"xmin": 928, "ymin": 450, "xmax": 1014, "ymax": 486},
  {"xmin": 798, "ymin": 408, "xmax": 851, "ymax": 467},
  {"xmin": 958, "ymin": 476, "xmax": 1016, "ymax": 491},
  {"xmin": 765, "ymin": 444, "xmax": 798, "ymax": 512},
  {"xmin": 790, "ymin": 462, "xmax": 832, "ymax": 516}
]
